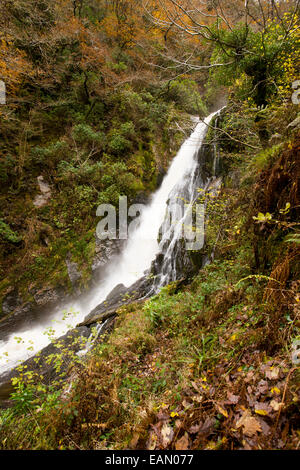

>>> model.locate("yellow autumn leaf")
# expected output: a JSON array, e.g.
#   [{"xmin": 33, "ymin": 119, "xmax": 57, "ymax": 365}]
[
  {"xmin": 216, "ymin": 404, "xmax": 229, "ymax": 418},
  {"xmin": 255, "ymin": 409, "xmax": 268, "ymax": 416}
]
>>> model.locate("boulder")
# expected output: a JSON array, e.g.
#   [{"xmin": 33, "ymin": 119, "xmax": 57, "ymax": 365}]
[
  {"xmin": 105, "ymin": 283, "xmax": 127, "ymax": 302},
  {"xmin": 78, "ymin": 276, "xmax": 152, "ymax": 327},
  {"xmin": 2, "ymin": 289, "xmax": 23, "ymax": 316},
  {"xmin": 33, "ymin": 175, "xmax": 52, "ymax": 208}
]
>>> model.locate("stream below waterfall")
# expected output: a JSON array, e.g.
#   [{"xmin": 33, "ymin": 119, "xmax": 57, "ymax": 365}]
[{"xmin": 0, "ymin": 110, "xmax": 221, "ymax": 378}]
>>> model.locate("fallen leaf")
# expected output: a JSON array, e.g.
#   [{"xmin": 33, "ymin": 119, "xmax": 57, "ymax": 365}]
[
  {"xmin": 236, "ymin": 410, "xmax": 262, "ymax": 437},
  {"xmin": 189, "ymin": 423, "xmax": 201, "ymax": 434},
  {"xmin": 161, "ymin": 423, "xmax": 174, "ymax": 448},
  {"xmin": 130, "ymin": 433, "xmax": 140, "ymax": 449},
  {"xmin": 198, "ymin": 417, "xmax": 216, "ymax": 436},
  {"xmin": 192, "ymin": 395, "xmax": 203, "ymax": 403},
  {"xmin": 244, "ymin": 371, "xmax": 255, "ymax": 383},
  {"xmin": 174, "ymin": 419, "xmax": 182, "ymax": 429},
  {"xmin": 265, "ymin": 366, "xmax": 280, "ymax": 380},
  {"xmin": 255, "ymin": 409, "xmax": 268, "ymax": 416},
  {"xmin": 147, "ymin": 432, "xmax": 157, "ymax": 450},
  {"xmin": 270, "ymin": 400, "xmax": 284, "ymax": 411},
  {"xmin": 191, "ymin": 381, "xmax": 200, "ymax": 392},
  {"xmin": 216, "ymin": 403, "xmax": 229, "ymax": 418},
  {"xmin": 226, "ymin": 392, "xmax": 240, "ymax": 404},
  {"xmin": 243, "ymin": 441, "xmax": 253, "ymax": 450},
  {"xmin": 257, "ymin": 418, "xmax": 271, "ymax": 435},
  {"xmin": 156, "ymin": 410, "xmax": 169, "ymax": 421},
  {"xmin": 254, "ymin": 402, "xmax": 272, "ymax": 416},
  {"xmin": 246, "ymin": 393, "xmax": 255, "ymax": 408},
  {"xmin": 175, "ymin": 433, "xmax": 189, "ymax": 450},
  {"xmin": 256, "ymin": 380, "xmax": 268, "ymax": 395},
  {"xmin": 182, "ymin": 399, "xmax": 192, "ymax": 409}
]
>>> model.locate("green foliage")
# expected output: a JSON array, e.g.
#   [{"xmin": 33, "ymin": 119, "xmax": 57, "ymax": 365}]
[
  {"xmin": 9, "ymin": 381, "xmax": 36, "ymax": 415},
  {"xmin": 284, "ymin": 233, "xmax": 300, "ymax": 244},
  {"xmin": 57, "ymin": 160, "xmax": 103, "ymax": 182},
  {"xmin": 166, "ymin": 79, "xmax": 207, "ymax": 115},
  {"xmin": 114, "ymin": 88, "xmax": 170, "ymax": 132},
  {"xmin": 107, "ymin": 122, "xmax": 135, "ymax": 155},
  {"xmin": 109, "ymin": 61, "xmax": 128, "ymax": 73},
  {"xmin": 251, "ymin": 144, "xmax": 283, "ymax": 171},
  {"xmin": 31, "ymin": 141, "xmax": 68, "ymax": 165},
  {"xmin": 0, "ymin": 154, "xmax": 16, "ymax": 183},
  {"xmin": 210, "ymin": 15, "xmax": 300, "ymax": 106},
  {"xmin": 253, "ymin": 212, "xmax": 273, "ymax": 223},
  {"xmin": 71, "ymin": 124, "xmax": 105, "ymax": 145},
  {"xmin": 0, "ymin": 219, "xmax": 22, "ymax": 244}
]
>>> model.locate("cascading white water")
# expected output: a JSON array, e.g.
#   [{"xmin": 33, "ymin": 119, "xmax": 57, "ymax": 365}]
[{"xmin": 0, "ymin": 110, "xmax": 219, "ymax": 376}]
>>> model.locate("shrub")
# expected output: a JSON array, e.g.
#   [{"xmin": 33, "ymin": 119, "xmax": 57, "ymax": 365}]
[
  {"xmin": 167, "ymin": 79, "xmax": 207, "ymax": 115},
  {"xmin": 71, "ymin": 124, "xmax": 105, "ymax": 145},
  {"xmin": 107, "ymin": 122, "xmax": 136, "ymax": 156},
  {"xmin": 0, "ymin": 219, "xmax": 22, "ymax": 244},
  {"xmin": 31, "ymin": 141, "xmax": 68, "ymax": 165}
]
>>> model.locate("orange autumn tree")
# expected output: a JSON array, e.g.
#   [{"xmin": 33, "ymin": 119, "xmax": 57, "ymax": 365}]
[
  {"xmin": 100, "ymin": 0, "xmax": 146, "ymax": 49},
  {"xmin": 0, "ymin": 33, "xmax": 31, "ymax": 97}
]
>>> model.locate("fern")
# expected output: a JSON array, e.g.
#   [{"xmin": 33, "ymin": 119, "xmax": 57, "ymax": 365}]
[{"xmin": 284, "ymin": 233, "xmax": 300, "ymax": 244}]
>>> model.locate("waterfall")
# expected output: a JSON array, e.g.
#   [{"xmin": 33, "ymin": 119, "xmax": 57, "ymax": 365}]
[
  {"xmin": 76, "ymin": 318, "xmax": 111, "ymax": 357},
  {"xmin": 0, "ymin": 110, "xmax": 220, "ymax": 376}
]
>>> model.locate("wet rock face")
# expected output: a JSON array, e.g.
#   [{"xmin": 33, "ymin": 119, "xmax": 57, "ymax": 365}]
[
  {"xmin": 149, "ymin": 115, "xmax": 224, "ymax": 293},
  {"xmin": 31, "ymin": 286, "xmax": 66, "ymax": 307},
  {"xmin": 78, "ymin": 276, "xmax": 152, "ymax": 327},
  {"xmin": 156, "ymin": 166, "xmax": 166, "ymax": 189},
  {"xmin": 1, "ymin": 289, "xmax": 23, "ymax": 317},
  {"xmin": 65, "ymin": 254, "xmax": 82, "ymax": 287},
  {"xmin": 0, "ymin": 302, "xmax": 35, "ymax": 342},
  {"xmin": 131, "ymin": 192, "xmax": 150, "ymax": 206},
  {"xmin": 150, "ymin": 238, "xmax": 197, "ymax": 291},
  {"xmin": 0, "ymin": 286, "xmax": 70, "ymax": 342},
  {"xmin": 0, "ymin": 234, "xmax": 125, "ymax": 342},
  {"xmin": 0, "ymin": 326, "xmax": 91, "ymax": 403},
  {"xmin": 105, "ymin": 283, "xmax": 127, "ymax": 302},
  {"xmin": 92, "ymin": 235, "xmax": 125, "ymax": 273}
]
